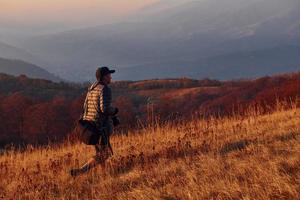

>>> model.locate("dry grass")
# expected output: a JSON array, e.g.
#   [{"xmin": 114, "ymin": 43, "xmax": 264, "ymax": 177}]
[{"xmin": 1, "ymin": 106, "xmax": 300, "ymax": 199}]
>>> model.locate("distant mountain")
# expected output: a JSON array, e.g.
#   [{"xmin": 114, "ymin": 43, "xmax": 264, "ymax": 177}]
[
  {"xmin": 20, "ymin": 0, "xmax": 300, "ymax": 81},
  {"xmin": 0, "ymin": 57, "xmax": 62, "ymax": 82},
  {"xmin": 113, "ymin": 45, "xmax": 300, "ymax": 80},
  {"xmin": 0, "ymin": 41, "xmax": 45, "ymax": 67}
]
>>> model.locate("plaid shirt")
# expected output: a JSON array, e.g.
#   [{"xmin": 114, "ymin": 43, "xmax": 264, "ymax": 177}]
[{"xmin": 83, "ymin": 81, "xmax": 116, "ymax": 133}]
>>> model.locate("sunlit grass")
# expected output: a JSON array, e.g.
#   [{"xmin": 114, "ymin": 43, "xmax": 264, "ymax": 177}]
[{"xmin": 1, "ymin": 103, "xmax": 300, "ymax": 199}]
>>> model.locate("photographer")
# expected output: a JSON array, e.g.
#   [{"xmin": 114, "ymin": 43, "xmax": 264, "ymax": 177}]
[{"xmin": 70, "ymin": 66, "xmax": 120, "ymax": 177}]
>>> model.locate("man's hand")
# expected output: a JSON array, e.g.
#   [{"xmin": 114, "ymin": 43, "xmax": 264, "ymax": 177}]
[{"xmin": 113, "ymin": 108, "xmax": 119, "ymax": 116}]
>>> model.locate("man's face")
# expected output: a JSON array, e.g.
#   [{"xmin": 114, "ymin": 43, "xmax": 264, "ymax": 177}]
[{"xmin": 103, "ymin": 73, "xmax": 112, "ymax": 84}]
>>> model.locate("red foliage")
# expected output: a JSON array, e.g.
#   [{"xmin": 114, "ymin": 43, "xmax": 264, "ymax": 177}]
[
  {"xmin": 114, "ymin": 96, "xmax": 136, "ymax": 129},
  {"xmin": 69, "ymin": 95, "xmax": 85, "ymax": 122},
  {"xmin": 201, "ymin": 75, "xmax": 300, "ymax": 116},
  {"xmin": 23, "ymin": 97, "xmax": 73, "ymax": 143},
  {"xmin": 1, "ymin": 72, "xmax": 300, "ymax": 147},
  {"xmin": 0, "ymin": 93, "xmax": 32, "ymax": 140}
]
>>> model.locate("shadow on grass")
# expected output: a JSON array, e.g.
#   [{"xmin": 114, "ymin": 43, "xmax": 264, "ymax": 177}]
[
  {"xmin": 108, "ymin": 132, "xmax": 299, "ymax": 175},
  {"xmin": 220, "ymin": 132, "xmax": 299, "ymax": 155},
  {"xmin": 107, "ymin": 141, "xmax": 202, "ymax": 176},
  {"xmin": 219, "ymin": 139, "xmax": 252, "ymax": 155},
  {"xmin": 274, "ymin": 132, "xmax": 298, "ymax": 142}
]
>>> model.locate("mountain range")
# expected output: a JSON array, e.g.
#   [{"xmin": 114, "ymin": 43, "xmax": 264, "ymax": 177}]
[
  {"xmin": 0, "ymin": 57, "xmax": 61, "ymax": 82},
  {"xmin": 0, "ymin": 41, "xmax": 43, "ymax": 66},
  {"xmin": 4, "ymin": 0, "xmax": 300, "ymax": 81}
]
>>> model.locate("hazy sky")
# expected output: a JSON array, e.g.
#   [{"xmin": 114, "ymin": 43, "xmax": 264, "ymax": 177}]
[{"xmin": 0, "ymin": 0, "xmax": 158, "ymax": 35}]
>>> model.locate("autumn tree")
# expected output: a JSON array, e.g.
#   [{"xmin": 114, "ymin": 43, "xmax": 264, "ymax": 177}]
[
  {"xmin": 23, "ymin": 96, "xmax": 72, "ymax": 143},
  {"xmin": 0, "ymin": 93, "xmax": 32, "ymax": 142},
  {"xmin": 114, "ymin": 96, "xmax": 136, "ymax": 129}
]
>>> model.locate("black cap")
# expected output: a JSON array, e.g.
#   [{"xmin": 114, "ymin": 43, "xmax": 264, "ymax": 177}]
[{"xmin": 96, "ymin": 66, "xmax": 115, "ymax": 81}]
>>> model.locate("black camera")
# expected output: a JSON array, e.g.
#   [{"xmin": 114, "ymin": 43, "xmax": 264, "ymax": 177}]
[{"xmin": 112, "ymin": 116, "xmax": 120, "ymax": 127}]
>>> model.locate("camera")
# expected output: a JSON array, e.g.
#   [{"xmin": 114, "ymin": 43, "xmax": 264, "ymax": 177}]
[{"xmin": 112, "ymin": 116, "xmax": 120, "ymax": 127}]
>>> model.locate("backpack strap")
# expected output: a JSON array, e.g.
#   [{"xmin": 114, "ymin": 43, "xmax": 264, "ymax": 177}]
[{"xmin": 89, "ymin": 81, "xmax": 102, "ymax": 92}]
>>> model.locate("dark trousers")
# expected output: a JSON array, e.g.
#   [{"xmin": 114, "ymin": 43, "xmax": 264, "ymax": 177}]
[{"xmin": 93, "ymin": 123, "xmax": 113, "ymax": 163}]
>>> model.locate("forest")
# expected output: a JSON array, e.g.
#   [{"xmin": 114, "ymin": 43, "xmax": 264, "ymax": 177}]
[{"xmin": 1, "ymin": 72, "xmax": 300, "ymax": 147}]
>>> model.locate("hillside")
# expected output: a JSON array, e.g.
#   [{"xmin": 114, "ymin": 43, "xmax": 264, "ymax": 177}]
[
  {"xmin": 0, "ymin": 57, "xmax": 61, "ymax": 82},
  {"xmin": 0, "ymin": 73, "xmax": 82, "ymax": 99},
  {"xmin": 1, "ymin": 71, "xmax": 300, "ymax": 146},
  {"xmin": 0, "ymin": 41, "xmax": 43, "ymax": 66},
  {"xmin": 1, "ymin": 105, "xmax": 299, "ymax": 199}
]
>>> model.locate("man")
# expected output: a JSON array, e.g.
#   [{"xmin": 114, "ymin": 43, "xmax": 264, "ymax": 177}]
[{"xmin": 70, "ymin": 66, "xmax": 118, "ymax": 176}]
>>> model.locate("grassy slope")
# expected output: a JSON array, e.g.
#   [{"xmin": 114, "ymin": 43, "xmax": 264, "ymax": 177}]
[{"xmin": 1, "ymin": 107, "xmax": 300, "ymax": 199}]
